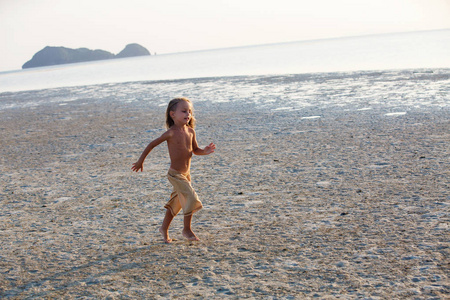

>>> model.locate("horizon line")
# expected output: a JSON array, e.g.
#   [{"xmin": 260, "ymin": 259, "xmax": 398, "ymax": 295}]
[
  {"xmin": 1, "ymin": 28, "xmax": 448, "ymax": 73},
  {"xmin": 160, "ymin": 28, "xmax": 450, "ymax": 56}
]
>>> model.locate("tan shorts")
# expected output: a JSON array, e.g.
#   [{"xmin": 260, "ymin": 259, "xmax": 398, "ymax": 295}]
[{"xmin": 165, "ymin": 168, "xmax": 203, "ymax": 217}]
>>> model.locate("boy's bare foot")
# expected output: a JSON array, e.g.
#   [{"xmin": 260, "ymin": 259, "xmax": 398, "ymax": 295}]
[
  {"xmin": 182, "ymin": 229, "xmax": 200, "ymax": 241},
  {"xmin": 159, "ymin": 227, "xmax": 172, "ymax": 243}
]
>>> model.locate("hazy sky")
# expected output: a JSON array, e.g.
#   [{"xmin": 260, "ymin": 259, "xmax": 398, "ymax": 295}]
[{"xmin": 1, "ymin": 0, "xmax": 449, "ymax": 72}]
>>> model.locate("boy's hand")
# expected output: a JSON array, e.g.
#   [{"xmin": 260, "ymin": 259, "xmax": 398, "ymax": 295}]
[
  {"xmin": 131, "ymin": 161, "xmax": 143, "ymax": 172},
  {"xmin": 204, "ymin": 143, "xmax": 216, "ymax": 155}
]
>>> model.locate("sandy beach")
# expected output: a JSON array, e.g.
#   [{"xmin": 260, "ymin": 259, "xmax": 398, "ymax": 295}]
[{"xmin": 0, "ymin": 70, "xmax": 449, "ymax": 298}]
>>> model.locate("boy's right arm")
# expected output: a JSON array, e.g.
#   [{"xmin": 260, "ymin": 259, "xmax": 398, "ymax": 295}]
[{"xmin": 131, "ymin": 131, "xmax": 171, "ymax": 172}]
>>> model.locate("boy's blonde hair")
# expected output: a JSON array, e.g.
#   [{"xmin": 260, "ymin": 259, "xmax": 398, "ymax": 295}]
[{"xmin": 165, "ymin": 97, "xmax": 196, "ymax": 129}]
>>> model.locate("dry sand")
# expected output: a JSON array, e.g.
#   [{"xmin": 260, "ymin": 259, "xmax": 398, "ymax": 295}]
[{"xmin": 0, "ymin": 72, "xmax": 449, "ymax": 298}]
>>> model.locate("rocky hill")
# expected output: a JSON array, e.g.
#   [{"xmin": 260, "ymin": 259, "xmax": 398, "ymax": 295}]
[
  {"xmin": 115, "ymin": 43, "xmax": 150, "ymax": 58},
  {"xmin": 22, "ymin": 44, "xmax": 150, "ymax": 69}
]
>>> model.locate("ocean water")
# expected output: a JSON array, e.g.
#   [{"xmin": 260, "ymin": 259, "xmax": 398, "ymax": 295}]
[
  {"xmin": 1, "ymin": 69, "xmax": 448, "ymax": 113},
  {"xmin": 0, "ymin": 29, "xmax": 449, "ymax": 94}
]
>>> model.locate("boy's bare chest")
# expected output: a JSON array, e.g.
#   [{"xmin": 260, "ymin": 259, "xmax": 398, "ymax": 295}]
[{"xmin": 170, "ymin": 131, "xmax": 193, "ymax": 150}]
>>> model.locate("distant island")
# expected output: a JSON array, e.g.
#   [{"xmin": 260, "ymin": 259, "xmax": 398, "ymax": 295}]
[{"xmin": 22, "ymin": 43, "xmax": 150, "ymax": 69}]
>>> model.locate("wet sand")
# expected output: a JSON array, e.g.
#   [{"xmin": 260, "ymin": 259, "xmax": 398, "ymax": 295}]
[{"xmin": 0, "ymin": 72, "xmax": 449, "ymax": 298}]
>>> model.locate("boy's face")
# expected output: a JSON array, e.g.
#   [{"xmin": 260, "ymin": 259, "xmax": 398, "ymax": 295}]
[{"xmin": 171, "ymin": 101, "xmax": 192, "ymax": 126}]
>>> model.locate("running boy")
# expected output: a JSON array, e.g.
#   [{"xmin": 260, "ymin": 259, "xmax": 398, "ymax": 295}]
[{"xmin": 131, "ymin": 98, "xmax": 215, "ymax": 243}]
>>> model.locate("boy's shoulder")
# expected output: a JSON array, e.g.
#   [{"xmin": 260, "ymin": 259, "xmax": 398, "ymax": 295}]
[
  {"xmin": 187, "ymin": 127, "xmax": 195, "ymax": 134},
  {"xmin": 161, "ymin": 128, "xmax": 175, "ymax": 138}
]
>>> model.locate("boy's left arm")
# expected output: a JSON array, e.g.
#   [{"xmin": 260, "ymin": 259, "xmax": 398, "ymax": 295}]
[
  {"xmin": 195, "ymin": 142, "xmax": 216, "ymax": 155},
  {"xmin": 192, "ymin": 130, "xmax": 216, "ymax": 155}
]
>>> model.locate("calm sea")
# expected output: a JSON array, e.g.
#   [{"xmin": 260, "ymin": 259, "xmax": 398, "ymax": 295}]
[{"xmin": 0, "ymin": 29, "xmax": 449, "ymax": 94}]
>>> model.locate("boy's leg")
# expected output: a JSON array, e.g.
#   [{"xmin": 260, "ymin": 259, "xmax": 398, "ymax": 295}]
[
  {"xmin": 159, "ymin": 209, "xmax": 174, "ymax": 243},
  {"xmin": 182, "ymin": 214, "xmax": 200, "ymax": 241}
]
